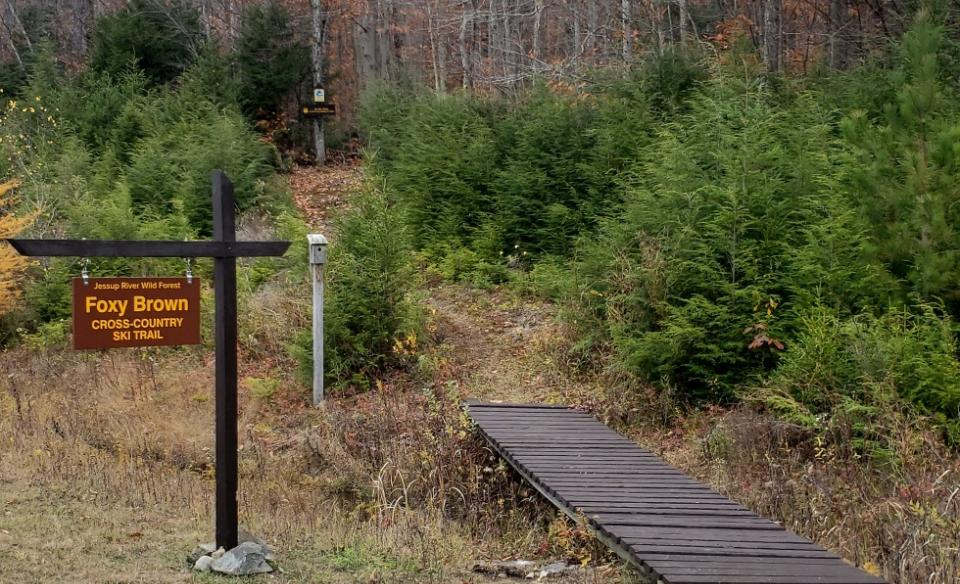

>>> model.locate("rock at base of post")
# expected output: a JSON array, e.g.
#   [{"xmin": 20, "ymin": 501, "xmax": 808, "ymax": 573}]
[{"xmin": 190, "ymin": 537, "xmax": 275, "ymax": 576}]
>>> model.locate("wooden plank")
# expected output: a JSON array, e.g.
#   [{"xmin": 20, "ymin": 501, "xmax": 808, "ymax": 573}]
[
  {"xmin": 625, "ymin": 539, "xmax": 822, "ymax": 551},
  {"xmin": 628, "ymin": 544, "xmax": 838, "ymax": 559},
  {"xmin": 641, "ymin": 555, "xmax": 851, "ymax": 565},
  {"xmin": 661, "ymin": 576, "xmax": 883, "ymax": 584},
  {"xmin": 581, "ymin": 508, "xmax": 755, "ymax": 517},
  {"xmin": 466, "ymin": 402, "xmax": 885, "ymax": 584},
  {"xmin": 564, "ymin": 494, "xmax": 735, "ymax": 503},
  {"xmin": 652, "ymin": 562, "xmax": 874, "ymax": 576},
  {"xmin": 574, "ymin": 503, "xmax": 748, "ymax": 512},
  {"xmin": 597, "ymin": 517, "xmax": 782, "ymax": 530},
  {"xmin": 465, "ymin": 403, "xmax": 569, "ymax": 410},
  {"xmin": 604, "ymin": 526, "xmax": 808, "ymax": 542}
]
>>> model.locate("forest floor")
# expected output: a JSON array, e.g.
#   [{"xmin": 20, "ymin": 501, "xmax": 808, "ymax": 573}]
[{"xmin": 1, "ymin": 162, "xmax": 957, "ymax": 583}]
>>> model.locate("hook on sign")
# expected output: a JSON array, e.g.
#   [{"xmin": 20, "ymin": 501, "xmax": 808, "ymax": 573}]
[
  {"xmin": 184, "ymin": 257, "xmax": 193, "ymax": 284},
  {"xmin": 81, "ymin": 257, "xmax": 90, "ymax": 286}
]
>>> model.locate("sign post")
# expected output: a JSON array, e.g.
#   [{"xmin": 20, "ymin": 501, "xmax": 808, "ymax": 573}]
[
  {"xmin": 307, "ymin": 234, "xmax": 327, "ymax": 404},
  {"xmin": 5, "ymin": 171, "xmax": 290, "ymax": 551}
]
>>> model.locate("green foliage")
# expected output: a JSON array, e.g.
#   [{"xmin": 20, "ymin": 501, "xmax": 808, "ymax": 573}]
[
  {"xmin": 291, "ymin": 184, "xmax": 423, "ymax": 388},
  {"xmin": 235, "ymin": 1, "xmax": 310, "ymax": 115},
  {"xmin": 360, "ymin": 12, "xmax": 960, "ymax": 447},
  {"xmin": 361, "ymin": 80, "xmax": 655, "ymax": 275},
  {"xmin": 1, "ymin": 49, "xmax": 283, "ymax": 338},
  {"xmin": 758, "ymin": 305, "xmax": 960, "ymax": 448},
  {"xmin": 843, "ymin": 10, "xmax": 960, "ymax": 309},
  {"xmin": 90, "ymin": 0, "xmax": 202, "ymax": 85}
]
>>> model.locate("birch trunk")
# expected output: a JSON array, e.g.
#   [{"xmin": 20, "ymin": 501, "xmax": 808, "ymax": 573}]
[{"xmin": 426, "ymin": 1, "xmax": 443, "ymax": 91}]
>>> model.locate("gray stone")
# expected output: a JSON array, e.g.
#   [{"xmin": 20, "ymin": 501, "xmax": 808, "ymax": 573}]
[
  {"xmin": 187, "ymin": 542, "xmax": 218, "ymax": 567},
  {"xmin": 238, "ymin": 532, "xmax": 276, "ymax": 562},
  {"xmin": 193, "ymin": 555, "xmax": 214, "ymax": 573},
  {"xmin": 198, "ymin": 542, "xmax": 217, "ymax": 554},
  {"xmin": 211, "ymin": 547, "xmax": 225, "ymax": 559},
  {"xmin": 210, "ymin": 541, "xmax": 273, "ymax": 576},
  {"xmin": 537, "ymin": 561, "xmax": 577, "ymax": 579},
  {"xmin": 473, "ymin": 560, "xmax": 538, "ymax": 579}
]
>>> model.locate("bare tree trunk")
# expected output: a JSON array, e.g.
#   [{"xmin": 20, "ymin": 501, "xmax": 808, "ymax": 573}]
[
  {"xmin": 376, "ymin": 0, "xmax": 391, "ymax": 81},
  {"xmin": 199, "ymin": 0, "xmax": 211, "ymax": 40},
  {"xmin": 355, "ymin": 2, "xmax": 376, "ymax": 91},
  {"xmin": 501, "ymin": 0, "xmax": 511, "ymax": 78},
  {"xmin": 3, "ymin": 1, "xmax": 30, "ymax": 50},
  {"xmin": 460, "ymin": 0, "xmax": 473, "ymax": 89},
  {"xmin": 763, "ymin": 0, "xmax": 781, "ymax": 73},
  {"xmin": 677, "ymin": 0, "xmax": 688, "ymax": 42},
  {"xmin": 655, "ymin": 0, "xmax": 666, "ymax": 54},
  {"xmin": 488, "ymin": 0, "xmax": 497, "ymax": 64},
  {"xmin": 829, "ymin": 0, "xmax": 847, "ymax": 68},
  {"xmin": 226, "ymin": 0, "xmax": 241, "ymax": 45},
  {"xmin": 1, "ymin": 1, "xmax": 23, "ymax": 68},
  {"xmin": 621, "ymin": 0, "xmax": 631, "ymax": 62},
  {"xmin": 310, "ymin": 0, "xmax": 328, "ymax": 166},
  {"xmin": 533, "ymin": 0, "xmax": 544, "ymax": 61},
  {"xmin": 426, "ymin": 0, "xmax": 444, "ymax": 91},
  {"xmin": 71, "ymin": 0, "xmax": 90, "ymax": 56},
  {"xmin": 586, "ymin": 0, "xmax": 597, "ymax": 57}
]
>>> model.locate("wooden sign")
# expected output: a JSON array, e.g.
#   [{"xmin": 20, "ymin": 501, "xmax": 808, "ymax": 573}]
[
  {"xmin": 8, "ymin": 171, "xmax": 292, "ymax": 550},
  {"xmin": 72, "ymin": 277, "xmax": 201, "ymax": 349},
  {"xmin": 302, "ymin": 103, "xmax": 336, "ymax": 117}
]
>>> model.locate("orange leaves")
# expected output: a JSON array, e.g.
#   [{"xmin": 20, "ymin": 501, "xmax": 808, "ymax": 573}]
[
  {"xmin": 0, "ymin": 179, "xmax": 33, "ymax": 315},
  {"xmin": 744, "ymin": 322, "xmax": 785, "ymax": 351}
]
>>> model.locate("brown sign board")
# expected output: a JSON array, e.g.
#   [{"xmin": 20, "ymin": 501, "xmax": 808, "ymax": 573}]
[
  {"xmin": 302, "ymin": 103, "xmax": 336, "ymax": 117},
  {"xmin": 72, "ymin": 277, "xmax": 201, "ymax": 349}
]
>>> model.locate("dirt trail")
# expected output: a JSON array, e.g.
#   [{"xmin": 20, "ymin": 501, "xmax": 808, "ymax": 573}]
[
  {"xmin": 427, "ymin": 284, "xmax": 595, "ymax": 405},
  {"xmin": 289, "ymin": 162, "xmax": 363, "ymax": 233},
  {"xmin": 288, "ymin": 162, "xmax": 596, "ymax": 407}
]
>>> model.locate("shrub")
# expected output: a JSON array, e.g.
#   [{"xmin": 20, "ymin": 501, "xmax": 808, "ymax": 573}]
[
  {"xmin": 90, "ymin": 0, "xmax": 202, "ymax": 85},
  {"xmin": 235, "ymin": 1, "xmax": 310, "ymax": 116},
  {"xmin": 292, "ymin": 183, "xmax": 423, "ymax": 388},
  {"xmin": 0, "ymin": 180, "xmax": 32, "ymax": 315},
  {"xmin": 756, "ymin": 305, "xmax": 960, "ymax": 448}
]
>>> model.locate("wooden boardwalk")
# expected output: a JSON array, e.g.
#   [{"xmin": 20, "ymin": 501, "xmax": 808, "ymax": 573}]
[{"xmin": 466, "ymin": 401, "xmax": 885, "ymax": 584}]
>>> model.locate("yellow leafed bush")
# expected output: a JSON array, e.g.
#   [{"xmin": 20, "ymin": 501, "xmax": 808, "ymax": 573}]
[{"xmin": 0, "ymin": 179, "xmax": 31, "ymax": 315}]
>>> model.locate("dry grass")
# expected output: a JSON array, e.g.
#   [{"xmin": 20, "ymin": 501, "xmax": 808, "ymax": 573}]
[
  {"xmin": 0, "ymin": 281, "xmax": 637, "ymax": 583},
  {"xmin": 556, "ymin": 364, "xmax": 960, "ymax": 584},
  {"xmin": 8, "ymin": 254, "xmax": 954, "ymax": 583}
]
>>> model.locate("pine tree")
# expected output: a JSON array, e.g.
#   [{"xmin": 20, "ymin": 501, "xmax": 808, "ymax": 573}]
[{"xmin": 843, "ymin": 10, "xmax": 960, "ymax": 307}]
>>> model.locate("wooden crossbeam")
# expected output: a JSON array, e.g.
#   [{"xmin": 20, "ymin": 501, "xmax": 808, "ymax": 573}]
[{"xmin": 7, "ymin": 239, "xmax": 290, "ymax": 258}]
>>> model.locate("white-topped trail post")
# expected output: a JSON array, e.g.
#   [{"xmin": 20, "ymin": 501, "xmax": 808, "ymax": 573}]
[{"xmin": 307, "ymin": 234, "xmax": 328, "ymax": 404}]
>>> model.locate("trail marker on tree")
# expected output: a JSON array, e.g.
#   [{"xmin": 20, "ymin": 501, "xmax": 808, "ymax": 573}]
[{"xmin": 4, "ymin": 171, "xmax": 290, "ymax": 551}]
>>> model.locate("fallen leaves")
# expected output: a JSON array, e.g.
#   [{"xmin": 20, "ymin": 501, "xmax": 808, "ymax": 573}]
[{"xmin": 289, "ymin": 162, "xmax": 363, "ymax": 232}]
